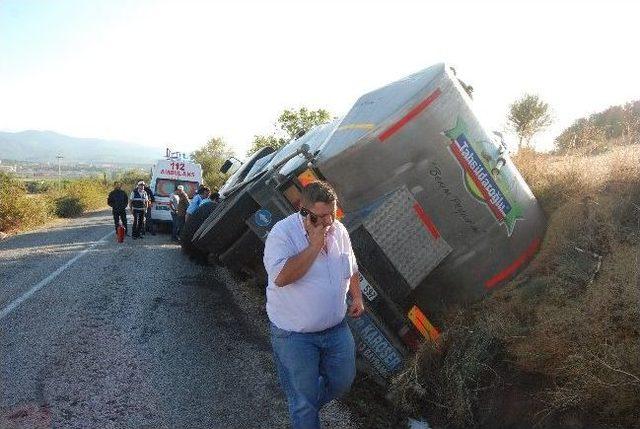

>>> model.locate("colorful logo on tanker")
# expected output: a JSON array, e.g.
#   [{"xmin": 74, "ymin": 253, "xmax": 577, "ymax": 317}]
[{"xmin": 444, "ymin": 119, "xmax": 522, "ymax": 236}]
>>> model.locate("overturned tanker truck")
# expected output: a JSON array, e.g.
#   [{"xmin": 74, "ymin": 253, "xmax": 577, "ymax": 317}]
[{"xmin": 181, "ymin": 63, "xmax": 547, "ymax": 382}]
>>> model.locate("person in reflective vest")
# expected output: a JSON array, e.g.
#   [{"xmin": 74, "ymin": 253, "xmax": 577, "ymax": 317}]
[{"xmin": 129, "ymin": 181, "xmax": 149, "ymax": 239}]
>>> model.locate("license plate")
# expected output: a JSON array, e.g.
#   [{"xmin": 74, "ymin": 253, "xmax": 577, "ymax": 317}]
[
  {"xmin": 359, "ymin": 273, "xmax": 378, "ymax": 301},
  {"xmin": 348, "ymin": 313, "xmax": 403, "ymax": 377}
]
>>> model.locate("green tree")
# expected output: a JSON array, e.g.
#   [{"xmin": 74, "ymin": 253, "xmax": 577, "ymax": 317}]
[
  {"xmin": 249, "ymin": 135, "xmax": 287, "ymax": 156},
  {"xmin": 191, "ymin": 137, "xmax": 234, "ymax": 190},
  {"xmin": 115, "ymin": 169, "xmax": 151, "ymax": 191},
  {"xmin": 507, "ymin": 94, "xmax": 553, "ymax": 149},
  {"xmin": 248, "ymin": 107, "xmax": 331, "ymax": 156}
]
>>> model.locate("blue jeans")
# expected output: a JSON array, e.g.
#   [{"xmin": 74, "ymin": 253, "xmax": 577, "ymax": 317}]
[{"xmin": 270, "ymin": 318, "xmax": 356, "ymax": 429}]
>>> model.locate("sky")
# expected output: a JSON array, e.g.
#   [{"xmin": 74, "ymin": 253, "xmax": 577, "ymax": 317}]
[{"xmin": 1, "ymin": 0, "xmax": 639, "ymax": 157}]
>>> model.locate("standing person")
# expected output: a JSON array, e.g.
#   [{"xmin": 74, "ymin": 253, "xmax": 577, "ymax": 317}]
[
  {"xmin": 186, "ymin": 186, "xmax": 211, "ymax": 222},
  {"xmin": 129, "ymin": 181, "xmax": 149, "ymax": 239},
  {"xmin": 175, "ymin": 185, "xmax": 190, "ymax": 238},
  {"xmin": 107, "ymin": 182, "xmax": 128, "ymax": 236},
  {"xmin": 263, "ymin": 181, "xmax": 364, "ymax": 429},
  {"xmin": 169, "ymin": 187, "xmax": 181, "ymax": 242},
  {"xmin": 143, "ymin": 183, "xmax": 156, "ymax": 236}
]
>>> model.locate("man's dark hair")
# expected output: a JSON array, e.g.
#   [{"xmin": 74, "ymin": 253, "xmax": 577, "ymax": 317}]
[
  {"xmin": 302, "ymin": 181, "xmax": 337, "ymax": 205},
  {"xmin": 200, "ymin": 186, "xmax": 211, "ymax": 195}
]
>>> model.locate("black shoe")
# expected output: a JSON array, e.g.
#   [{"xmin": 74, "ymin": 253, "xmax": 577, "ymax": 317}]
[{"xmin": 133, "ymin": 236, "xmax": 138, "ymax": 240}]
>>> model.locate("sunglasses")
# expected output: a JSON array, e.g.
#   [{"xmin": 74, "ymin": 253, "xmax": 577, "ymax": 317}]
[{"xmin": 300, "ymin": 207, "xmax": 319, "ymax": 224}]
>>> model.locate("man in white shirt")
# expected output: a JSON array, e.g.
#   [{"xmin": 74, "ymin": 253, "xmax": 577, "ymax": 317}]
[{"xmin": 263, "ymin": 181, "xmax": 364, "ymax": 429}]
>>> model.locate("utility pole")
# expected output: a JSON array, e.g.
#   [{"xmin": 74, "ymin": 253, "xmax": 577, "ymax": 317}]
[{"xmin": 56, "ymin": 154, "xmax": 63, "ymax": 190}]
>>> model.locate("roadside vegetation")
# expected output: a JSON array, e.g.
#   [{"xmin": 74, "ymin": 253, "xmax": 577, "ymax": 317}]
[
  {"xmin": 0, "ymin": 169, "xmax": 150, "ymax": 234},
  {"xmin": 389, "ymin": 100, "xmax": 640, "ymax": 428}
]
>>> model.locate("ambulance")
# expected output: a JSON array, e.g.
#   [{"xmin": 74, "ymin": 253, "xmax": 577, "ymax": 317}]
[{"xmin": 149, "ymin": 149, "xmax": 203, "ymax": 224}]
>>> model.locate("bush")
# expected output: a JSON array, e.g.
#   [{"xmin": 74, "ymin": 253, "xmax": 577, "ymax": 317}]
[
  {"xmin": 1, "ymin": 173, "xmax": 112, "ymax": 230},
  {"xmin": 50, "ymin": 179, "xmax": 111, "ymax": 218},
  {"xmin": 555, "ymin": 100, "xmax": 640, "ymax": 152},
  {"xmin": 24, "ymin": 180, "xmax": 54, "ymax": 194},
  {"xmin": 54, "ymin": 195, "xmax": 86, "ymax": 218},
  {"xmin": 0, "ymin": 172, "xmax": 52, "ymax": 232}
]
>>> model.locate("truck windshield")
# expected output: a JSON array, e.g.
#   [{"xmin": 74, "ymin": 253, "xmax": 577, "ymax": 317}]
[{"xmin": 155, "ymin": 179, "xmax": 198, "ymax": 197}]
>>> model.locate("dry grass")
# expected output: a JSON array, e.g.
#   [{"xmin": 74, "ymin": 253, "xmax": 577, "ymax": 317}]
[{"xmin": 390, "ymin": 144, "xmax": 640, "ymax": 428}]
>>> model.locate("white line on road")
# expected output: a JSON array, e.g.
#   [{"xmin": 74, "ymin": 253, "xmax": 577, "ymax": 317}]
[{"xmin": 0, "ymin": 230, "xmax": 115, "ymax": 321}]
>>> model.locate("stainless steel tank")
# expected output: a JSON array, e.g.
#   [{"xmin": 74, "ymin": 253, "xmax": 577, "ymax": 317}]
[{"xmin": 313, "ymin": 63, "xmax": 546, "ymax": 326}]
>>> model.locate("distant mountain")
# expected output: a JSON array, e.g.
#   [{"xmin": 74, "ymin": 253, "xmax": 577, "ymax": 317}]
[{"xmin": 0, "ymin": 130, "xmax": 163, "ymax": 164}]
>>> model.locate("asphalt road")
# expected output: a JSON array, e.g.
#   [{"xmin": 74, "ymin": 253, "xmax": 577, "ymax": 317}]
[{"xmin": 0, "ymin": 210, "xmax": 355, "ymax": 429}]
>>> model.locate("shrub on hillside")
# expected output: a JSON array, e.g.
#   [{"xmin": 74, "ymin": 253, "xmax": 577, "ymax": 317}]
[
  {"xmin": 50, "ymin": 179, "xmax": 110, "ymax": 218},
  {"xmin": 53, "ymin": 195, "xmax": 85, "ymax": 218},
  {"xmin": 0, "ymin": 172, "xmax": 52, "ymax": 232},
  {"xmin": 24, "ymin": 180, "xmax": 54, "ymax": 194},
  {"xmin": 555, "ymin": 100, "xmax": 640, "ymax": 152}
]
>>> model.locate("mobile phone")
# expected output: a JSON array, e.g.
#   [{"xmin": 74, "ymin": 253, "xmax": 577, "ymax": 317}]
[{"xmin": 300, "ymin": 207, "xmax": 318, "ymax": 224}]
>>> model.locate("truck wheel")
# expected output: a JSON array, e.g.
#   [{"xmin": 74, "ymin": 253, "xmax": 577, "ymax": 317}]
[
  {"xmin": 191, "ymin": 188, "xmax": 260, "ymax": 261},
  {"xmin": 218, "ymin": 228, "xmax": 267, "ymax": 285},
  {"xmin": 180, "ymin": 201, "xmax": 218, "ymax": 263}
]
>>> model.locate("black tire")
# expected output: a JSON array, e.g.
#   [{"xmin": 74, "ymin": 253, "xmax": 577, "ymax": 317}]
[
  {"xmin": 191, "ymin": 188, "xmax": 260, "ymax": 260},
  {"xmin": 180, "ymin": 201, "xmax": 219, "ymax": 263},
  {"xmin": 218, "ymin": 228, "xmax": 267, "ymax": 284}
]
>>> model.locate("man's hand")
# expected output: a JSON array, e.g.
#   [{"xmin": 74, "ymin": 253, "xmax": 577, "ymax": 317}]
[
  {"xmin": 348, "ymin": 295, "xmax": 365, "ymax": 318},
  {"xmin": 273, "ymin": 216, "xmax": 328, "ymax": 287},
  {"xmin": 304, "ymin": 215, "xmax": 328, "ymax": 251}
]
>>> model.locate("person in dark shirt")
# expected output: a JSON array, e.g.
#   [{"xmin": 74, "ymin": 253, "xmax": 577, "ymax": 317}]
[
  {"xmin": 107, "ymin": 182, "xmax": 129, "ymax": 236},
  {"xmin": 143, "ymin": 183, "xmax": 156, "ymax": 236}
]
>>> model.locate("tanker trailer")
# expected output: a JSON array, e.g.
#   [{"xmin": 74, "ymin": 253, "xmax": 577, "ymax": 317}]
[
  {"xmin": 313, "ymin": 62, "xmax": 546, "ymax": 340},
  {"xmin": 247, "ymin": 64, "xmax": 545, "ymax": 379},
  {"xmin": 188, "ymin": 63, "xmax": 546, "ymax": 381}
]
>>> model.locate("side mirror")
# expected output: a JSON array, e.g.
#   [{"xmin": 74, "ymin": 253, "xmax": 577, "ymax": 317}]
[
  {"xmin": 220, "ymin": 160, "xmax": 233, "ymax": 174},
  {"xmin": 220, "ymin": 158, "xmax": 242, "ymax": 175}
]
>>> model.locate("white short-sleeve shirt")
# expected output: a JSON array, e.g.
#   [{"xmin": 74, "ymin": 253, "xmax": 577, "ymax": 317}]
[{"xmin": 263, "ymin": 213, "xmax": 358, "ymax": 333}]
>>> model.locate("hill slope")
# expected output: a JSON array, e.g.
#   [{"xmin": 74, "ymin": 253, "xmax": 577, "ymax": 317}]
[
  {"xmin": 390, "ymin": 144, "xmax": 640, "ymax": 428},
  {"xmin": 0, "ymin": 130, "xmax": 162, "ymax": 164}
]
